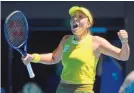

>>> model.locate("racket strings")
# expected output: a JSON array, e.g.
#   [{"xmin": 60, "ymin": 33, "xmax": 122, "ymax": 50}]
[
  {"xmin": 7, "ymin": 14, "xmax": 21, "ymax": 45},
  {"xmin": 8, "ymin": 13, "xmax": 24, "ymax": 44},
  {"xmin": 12, "ymin": 13, "xmax": 26, "ymax": 46},
  {"xmin": 6, "ymin": 12, "xmax": 27, "ymax": 47},
  {"xmin": 6, "ymin": 14, "xmax": 19, "ymax": 43}
]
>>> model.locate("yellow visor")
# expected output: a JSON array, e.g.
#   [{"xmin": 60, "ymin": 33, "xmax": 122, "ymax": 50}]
[{"xmin": 69, "ymin": 6, "xmax": 93, "ymax": 25}]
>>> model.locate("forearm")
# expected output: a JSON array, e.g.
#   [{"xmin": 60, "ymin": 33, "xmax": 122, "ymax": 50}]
[
  {"xmin": 32, "ymin": 53, "xmax": 56, "ymax": 65},
  {"xmin": 39, "ymin": 53, "xmax": 56, "ymax": 64},
  {"xmin": 32, "ymin": 36, "xmax": 65, "ymax": 65},
  {"xmin": 119, "ymin": 43, "xmax": 130, "ymax": 61}
]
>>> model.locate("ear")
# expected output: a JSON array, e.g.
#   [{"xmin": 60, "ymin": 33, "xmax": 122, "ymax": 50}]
[{"xmin": 87, "ymin": 21, "xmax": 92, "ymax": 28}]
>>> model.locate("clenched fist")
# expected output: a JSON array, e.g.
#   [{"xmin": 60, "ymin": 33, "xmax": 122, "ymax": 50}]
[
  {"xmin": 22, "ymin": 54, "xmax": 34, "ymax": 65},
  {"xmin": 117, "ymin": 30, "xmax": 128, "ymax": 44}
]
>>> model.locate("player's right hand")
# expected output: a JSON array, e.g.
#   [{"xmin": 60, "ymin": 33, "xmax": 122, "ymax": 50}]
[{"xmin": 22, "ymin": 53, "xmax": 34, "ymax": 65}]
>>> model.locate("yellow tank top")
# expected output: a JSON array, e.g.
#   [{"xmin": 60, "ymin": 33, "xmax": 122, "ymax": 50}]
[{"xmin": 61, "ymin": 34, "xmax": 99, "ymax": 86}]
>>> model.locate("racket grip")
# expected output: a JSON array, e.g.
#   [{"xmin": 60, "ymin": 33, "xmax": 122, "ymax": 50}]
[{"xmin": 26, "ymin": 63, "xmax": 35, "ymax": 78}]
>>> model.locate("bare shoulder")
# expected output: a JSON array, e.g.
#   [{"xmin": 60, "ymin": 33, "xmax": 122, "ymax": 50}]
[
  {"xmin": 92, "ymin": 35, "xmax": 110, "ymax": 47},
  {"xmin": 92, "ymin": 36, "xmax": 102, "ymax": 58},
  {"xmin": 92, "ymin": 35, "xmax": 110, "ymax": 58},
  {"xmin": 61, "ymin": 35, "xmax": 72, "ymax": 44},
  {"xmin": 62, "ymin": 35, "xmax": 72, "ymax": 40},
  {"xmin": 54, "ymin": 35, "xmax": 72, "ymax": 52},
  {"xmin": 92, "ymin": 35, "xmax": 106, "ymax": 43}
]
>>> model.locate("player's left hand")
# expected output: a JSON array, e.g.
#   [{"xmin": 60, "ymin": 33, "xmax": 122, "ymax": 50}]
[{"xmin": 117, "ymin": 30, "xmax": 128, "ymax": 44}]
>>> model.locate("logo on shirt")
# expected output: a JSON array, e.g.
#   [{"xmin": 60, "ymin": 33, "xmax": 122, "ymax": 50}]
[{"xmin": 63, "ymin": 45, "xmax": 70, "ymax": 52}]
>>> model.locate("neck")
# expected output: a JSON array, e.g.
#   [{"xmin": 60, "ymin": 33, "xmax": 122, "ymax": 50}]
[{"xmin": 74, "ymin": 30, "xmax": 90, "ymax": 41}]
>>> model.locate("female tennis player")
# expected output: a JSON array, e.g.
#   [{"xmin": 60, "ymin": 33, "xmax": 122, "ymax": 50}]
[{"xmin": 22, "ymin": 6, "xmax": 130, "ymax": 93}]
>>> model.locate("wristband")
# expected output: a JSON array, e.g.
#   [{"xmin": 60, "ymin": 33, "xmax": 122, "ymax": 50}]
[{"xmin": 32, "ymin": 53, "xmax": 40, "ymax": 63}]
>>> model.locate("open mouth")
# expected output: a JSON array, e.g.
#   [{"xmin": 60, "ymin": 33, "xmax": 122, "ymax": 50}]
[{"xmin": 73, "ymin": 23, "xmax": 78, "ymax": 28}]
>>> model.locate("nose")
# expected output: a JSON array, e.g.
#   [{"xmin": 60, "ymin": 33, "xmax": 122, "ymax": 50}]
[{"xmin": 74, "ymin": 17, "xmax": 77, "ymax": 22}]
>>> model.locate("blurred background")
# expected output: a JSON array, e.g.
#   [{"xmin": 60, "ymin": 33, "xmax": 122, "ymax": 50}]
[{"xmin": 1, "ymin": 1, "xmax": 134, "ymax": 93}]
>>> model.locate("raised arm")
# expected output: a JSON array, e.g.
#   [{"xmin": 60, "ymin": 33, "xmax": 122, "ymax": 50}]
[{"xmin": 97, "ymin": 30, "xmax": 130, "ymax": 61}]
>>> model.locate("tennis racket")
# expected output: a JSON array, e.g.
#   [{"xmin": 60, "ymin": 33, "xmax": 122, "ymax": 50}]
[{"xmin": 4, "ymin": 10, "xmax": 35, "ymax": 78}]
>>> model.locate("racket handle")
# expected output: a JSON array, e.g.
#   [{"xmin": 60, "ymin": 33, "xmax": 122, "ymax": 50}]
[{"xmin": 26, "ymin": 63, "xmax": 35, "ymax": 78}]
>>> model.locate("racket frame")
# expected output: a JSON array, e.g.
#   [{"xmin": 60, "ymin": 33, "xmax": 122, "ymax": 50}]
[{"xmin": 4, "ymin": 11, "xmax": 35, "ymax": 78}]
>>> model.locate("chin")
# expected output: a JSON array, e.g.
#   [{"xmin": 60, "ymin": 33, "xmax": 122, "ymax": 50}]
[
  {"xmin": 72, "ymin": 31, "xmax": 81, "ymax": 36},
  {"xmin": 72, "ymin": 28, "xmax": 78, "ymax": 32},
  {"xmin": 71, "ymin": 30, "xmax": 77, "ymax": 34}
]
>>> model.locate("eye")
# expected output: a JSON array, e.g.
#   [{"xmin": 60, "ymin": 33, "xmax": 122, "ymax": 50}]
[{"xmin": 79, "ymin": 15, "xmax": 83, "ymax": 19}]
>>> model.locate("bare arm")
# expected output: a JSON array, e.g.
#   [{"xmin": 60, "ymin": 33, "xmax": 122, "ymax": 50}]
[
  {"xmin": 119, "ymin": 43, "xmax": 130, "ymax": 61},
  {"xmin": 38, "ymin": 35, "xmax": 69, "ymax": 65},
  {"xmin": 22, "ymin": 35, "xmax": 70, "ymax": 65},
  {"xmin": 97, "ymin": 36, "xmax": 130, "ymax": 61}
]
